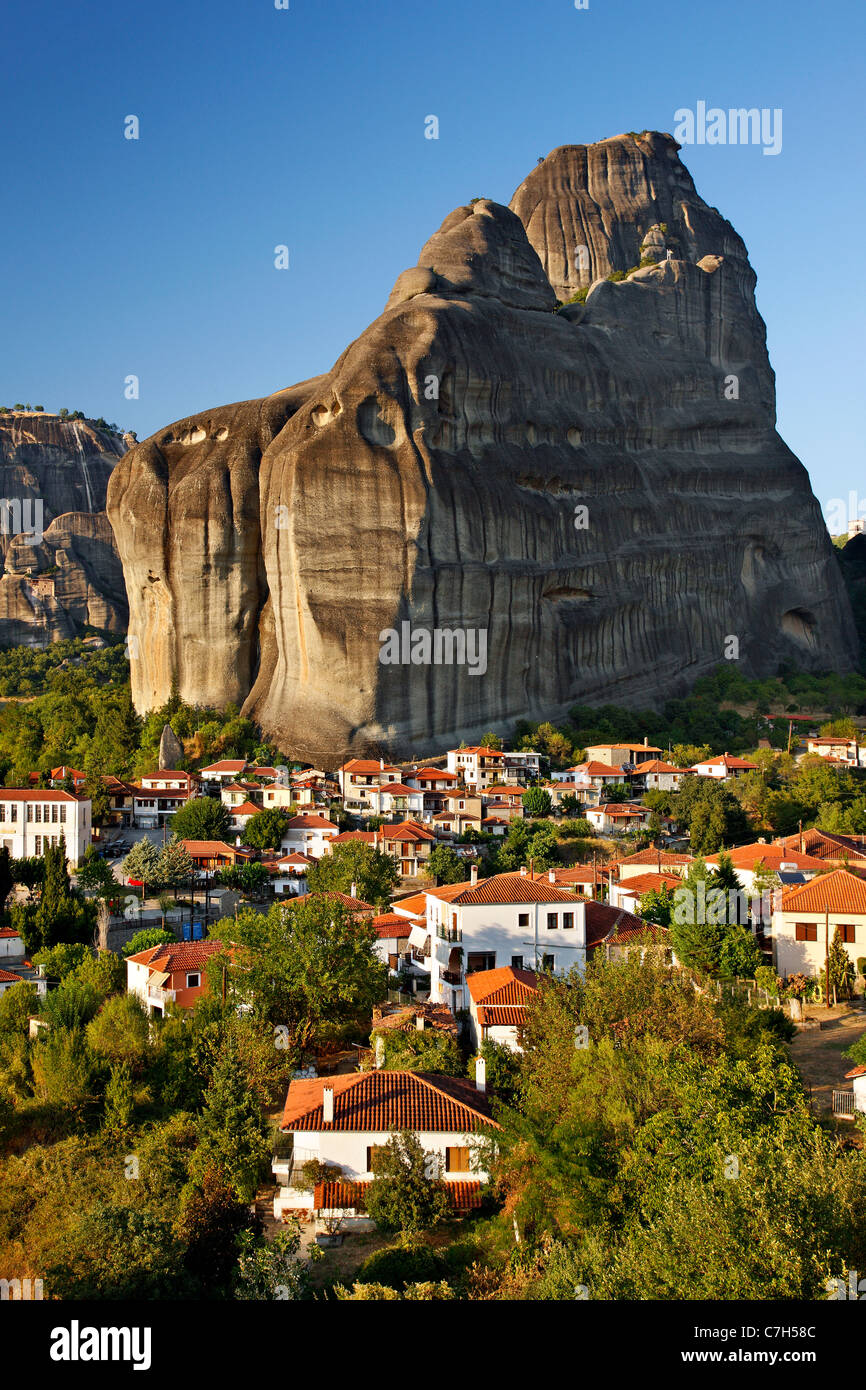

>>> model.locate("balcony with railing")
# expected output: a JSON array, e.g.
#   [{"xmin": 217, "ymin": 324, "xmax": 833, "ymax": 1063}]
[{"xmin": 436, "ymin": 924, "xmax": 462, "ymax": 942}]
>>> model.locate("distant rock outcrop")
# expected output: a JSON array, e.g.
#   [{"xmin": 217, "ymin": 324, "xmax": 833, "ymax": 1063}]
[
  {"xmin": 158, "ymin": 723, "xmax": 184, "ymax": 771},
  {"xmin": 0, "ymin": 414, "xmax": 128, "ymax": 646},
  {"xmin": 106, "ymin": 133, "xmax": 859, "ymax": 761}
]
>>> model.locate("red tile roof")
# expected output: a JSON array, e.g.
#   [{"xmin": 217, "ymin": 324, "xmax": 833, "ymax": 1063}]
[
  {"xmin": 230, "ymin": 801, "xmax": 260, "ymax": 817},
  {"xmin": 436, "ymin": 871, "xmax": 588, "ymax": 906},
  {"xmin": 285, "ymin": 814, "xmax": 338, "ymax": 830},
  {"xmin": 371, "ymin": 912, "xmax": 414, "ymax": 939},
  {"xmin": 201, "ymin": 760, "xmax": 248, "ymax": 773},
  {"xmin": 312, "ymin": 1179, "xmax": 482, "ymax": 1212},
  {"xmin": 692, "ymin": 753, "xmax": 759, "ymax": 771},
  {"xmin": 615, "ymin": 848, "xmax": 694, "ymax": 868},
  {"xmin": 632, "ymin": 759, "xmax": 687, "ymax": 774},
  {"xmin": 571, "ymin": 762, "xmax": 624, "ymax": 777},
  {"xmin": 379, "ymin": 820, "xmax": 436, "ymax": 843},
  {"xmin": 126, "ymin": 941, "xmax": 224, "ymax": 971},
  {"xmin": 340, "ymin": 760, "xmax": 401, "ymax": 774},
  {"xmin": 453, "ymin": 747, "xmax": 504, "ymax": 757},
  {"xmin": 466, "ymin": 965, "xmax": 539, "ymax": 1005},
  {"xmin": 280, "ymin": 1071, "xmax": 499, "ymax": 1132},
  {"xmin": 614, "ymin": 871, "xmax": 681, "ymax": 893},
  {"xmin": 779, "ymin": 868, "xmax": 866, "ymax": 916},
  {"xmin": 773, "ymin": 830, "xmax": 866, "ymax": 863},
  {"xmin": 412, "ymin": 768, "xmax": 458, "ymax": 781},
  {"xmin": 0, "ymin": 788, "xmax": 79, "ymax": 801},
  {"xmin": 0, "ymin": 967, "xmax": 26, "ymax": 983},
  {"xmin": 705, "ymin": 843, "xmax": 826, "ymax": 872},
  {"xmin": 180, "ymin": 839, "xmax": 252, "ymax": 858}
]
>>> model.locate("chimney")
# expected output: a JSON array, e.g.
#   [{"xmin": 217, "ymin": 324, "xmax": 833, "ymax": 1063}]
[
  {"xmin": 548, "ymin": 869, "xmax": 555, "ymax": 884},
  {"xmin": 380, "ymin": 758, "xmax": 385, "ymax": 771},
  {"xmin": 519, "ymin": 865, "xmax": 527, "ymax": 877},
  {"xmin": 470, "ymin": 862, "xmax": 478, "ymax": 886},
  {"xmin": 415, "ymin": 1013, "xmax": 425, "ymax": 1031},
  {"xmin": 644, "ymin": 735, "xmax": 648, "ymax": 747},
  {"xmin": 475, "ymin": 1055, "xmax": 486, "ymax": 1094},
  {"xmin": 322, "ymin": 1085, "xmax": 334, "ymax": 1123},
  {"xmin": 350, "ymin": 881, "xmax": 357, "ymax": 900}
]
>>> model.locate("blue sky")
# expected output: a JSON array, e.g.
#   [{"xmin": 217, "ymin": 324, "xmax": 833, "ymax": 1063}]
[{"xmin": 2, "ymin": 0, "xmax": 862, "ymax": 518}]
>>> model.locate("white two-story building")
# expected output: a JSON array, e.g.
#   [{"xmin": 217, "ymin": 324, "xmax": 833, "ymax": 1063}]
[
  {"xmin": 0, "ymin": 789, "xmax": 90, "ymax": 866},
  {"xmin": 419, "ymin": 868, "xmax": 589, "ymax": 1013}
]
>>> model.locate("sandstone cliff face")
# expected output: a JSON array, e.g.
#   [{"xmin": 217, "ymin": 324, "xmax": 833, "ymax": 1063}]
[
  {"xmin": 107, "ymin": 134, "xmax": 859, "ymax": 760},
  {"xmin": 0, "ymin": 414, "xmax": 128, "ymax": 645}
]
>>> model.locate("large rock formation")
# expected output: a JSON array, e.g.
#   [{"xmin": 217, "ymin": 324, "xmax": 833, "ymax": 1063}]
[
  {"xmin": 106, "ymin": 133, "xmax": 859, "ymax": 761},
  {"xmin": 0, "ymin": 413, "xmax": 128, "ymax": 645}
]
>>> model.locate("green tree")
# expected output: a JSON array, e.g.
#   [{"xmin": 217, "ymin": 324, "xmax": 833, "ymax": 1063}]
[
  {"xmin": 425, "ymin": 845, "xmax": 469, "ymax": 886},
  {"xmin": 233, "ymin": 1225, "xmax": 314, "ymax": 1300},
  {"xmin": 714, "ymin": 851, "xmax": 743, "ymax": 893},
  {"xmin": 670, "ymin": 858, "xmax": 727, "ymax": 975},
  {"xmin": 241, "ymin": 808, "xmax": 290, "ymax": 851},
  {"xmin": 365, "ymin": 1130, "xmax": 450, "ymax": 1235},
  {"xmin": 175, "ymin": 1167, "xmax": 256, "ymax": 1296},
  {"xmin": 120, "ymin": 837, "xmax": 162, "ymax": 895},
  {"xmin": 187, "ymin": 1042, "xmax": 269, "ymax": 1201},
  {"xmin": 211, "ymin": 895, "xmax": 388, "ymax": 1059},
  {"xmin": 170, "ymin": 797, "xmax": 230, "ymax": 841},
  {"xmin": 12, "ymin": 842, "xmax": 95, "ymax": 953},
  {"xmin": 102, "ymin": 1061, "xmax": 135, "ymax": 1133},
  {"xmin": 86, "ymin": 993, "xmax": 151, "ymax": 1072},
  {"xmin": 718, "ymin": 925, "xmax": 761, "ymax": 979},
  {"xmin": 75, "ymin": 847, "xmax": 118, "ymax": 896},
  {"xmin": 522, "ymin": 787, "xmax": 552, "ymax": 819},
  {"xmin": 306, "ymin": 841, "xmax": 398, "ymax": 908},
  {"xmin": 156, "ymin": 837, "xmax": 195, "ymax": 895},
  {"xmin": 379, "ymin": 1028, "xmax": 463, "ymax": 1075},
  {"xmin": 122, "ymin": 925, "xmax": 175, "ymax": 957}
]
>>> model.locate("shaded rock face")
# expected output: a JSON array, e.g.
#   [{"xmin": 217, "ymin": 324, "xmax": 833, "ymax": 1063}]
[
  {"xmin": 107, "ymin": 135, "xmax": 858, "ymax": 761},
  {"xmin": 0, "ymin": 415, "xmax": 128, "ymax": 646}
]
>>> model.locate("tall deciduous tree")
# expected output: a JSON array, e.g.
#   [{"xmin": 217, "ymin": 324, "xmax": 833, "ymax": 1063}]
[
  {"xmin": 365, "ymin": 1130, "xmax": 450, "ymax": 1235},
  {"xmin": 307, "ymin": 841, "xmax": 398, "ymax": 907},
  {"xmin": 170, "ymin": 797, "xmax": 230, "ymax": 842}
]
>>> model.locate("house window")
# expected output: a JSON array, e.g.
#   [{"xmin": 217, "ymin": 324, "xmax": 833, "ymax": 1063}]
[
  {"xmin": 511, "ymin": 955, "xmax": 524, "ymax": 970},
  {"xmin": 563, "ymin": 912, "xmax": 574, "ymax": 930},
  {"xmin": 186, "ymin": 973, "xmax": 201, "ymax": 989},
  {"xmin": 518, "ymin": 912, "xmax": 529, "ymax": 928},
  {"xmin": 34, "ymin": 804, "xmax": 42, "ymax": 823},
  {"xmin": 795, "ymin": 923, "xmax": 818, "ymax": 942},
  {"xmin": 467, "ymin": 952, "xmax": 495, "ymax": 973},
  {"xmin": 34, "ymin": 836, "xmax": 42, "ymax": 855},
  {"xmin": 51, "ymin": 804, "xmax": 58, "ymax": 823},
  {"xmin": 547, "ymin": 913, "xmax": 558, "ymax": 931},
  {"xmin": 542, "ymin": 953, "xmax": 555, "ymax": 972},
  {"xmin": 445, "ymin": 1146, "xmax": 471, "ymax": 1173},
  {"xmin": 838, "ymin": 925, "xmax": 856, "ymax": 943},
  {"xmin": 0, "ymin": 806, "xmax": 4, "ymax": 822},
  {"xmin": 59, "ymin": 805, "xmax": 66, "ymax": 823},
  {"xmin": 9, "ymin": 804, "xmax": 16, "ymax": 822}
]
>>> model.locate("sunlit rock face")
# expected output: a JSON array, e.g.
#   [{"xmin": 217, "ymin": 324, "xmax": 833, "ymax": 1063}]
[
  {"xmin": 107, "ymin": 135, "xmax": 858, "ymax": 760},
  {"xmin": 0, "ymin": 414, "xmax": 127, "ymax": 645}
]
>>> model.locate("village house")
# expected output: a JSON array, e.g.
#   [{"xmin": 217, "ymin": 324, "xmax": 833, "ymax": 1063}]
[
  {"xmin": 608, "ymin": 870, "xmax": 681, "ymax": 915},
  {"xmin": 585, "ymin": 802, "xmax": 652, "ymax": 836},
  {"xmin": 419, "ymin": 868, "xmax": 591, "ymax": 1013},
  {"xmin": 219, "ymin": 782, "xmax": 264, "ymax": 810},
  {"xmin": 502, "ymin": 749, "xmax": 544, "ymax": 784},
  {"xmin": 704, "ymin": 842, "xmax": 827, "ymax": 895},
  {"xmin": 267, "ymin": 851, "xmax": 313, "ymax": 896},
  {"xmin": 100, "ymin": 775, "xmax": 136, "ymax": 828},
  {"xmin": 280, "ymin": 813, "xmax": 340, "ymax": 859},
  {"xmin": 199, "ymin": 760, "xmax": 251, "ymax": 785},
  {"xmin": 377, "ymin": 820, "xmax": 437, "ymax": 877},
  {"xmin": 690, "ymin": 752, "xmax": 759, "ymax": 780},
  {"xmin": 804, "ymin": 735, "xmax": 862, "ymax": 766},
  {"xmin": 126, "ymin": 940, "xmax": 224, "ymax": 1016},
  {"xmin": 613, "ymin": 848, "xmax": 694, "ymax": 881},
  {"xmin": 466, "ymin": 965, "xmax": 539, "ymax": 1052},
  {"xmin": 530, "ymin": 865, "xmax": 609, "ymax": 900},
  {"xmin": 631, "ymin": 758, "xmax": 693, "ymax": 792},
  {"xmin": 272, "ymin": 1070, "xmax": 499, "ymax": 1223},
  {"xmin": 772, "ymin": 829, "xmax": 866, "ymax": 869},
  {"xmin": 583, "ymin": 740, "xmax": 663, "ymax": 769},
  {"xmin": 226, "ymin": 800, "xmax": 262, "ymax": 833},
  {"xmin": 405, "ymin": 767, "xmax": 459, "ymax": 793},
  {"xmin": 337, "ymin": 759, "xmax": 402, "ymax": 808},
  {"xmin": 361, "ymin": 782, "xmax": 426, "ymax": 819},
  {"xmin": 180, "ymin": 840, "xmax": 253, "ymax": 873},
  {"xmin": 261, "ymin": 783, "xmax": 311, "ymax": 811},
  {"xmin": 770, "ymin": 869, "xmax": 866, "ymax": 979},
  {"xmin": 0, "ymin": 926, "xmax": 24, "ymax": 960},
  {"xmin": 49, "ymin": 765, "xmax": 87, "ymax": 789},
  {"xmin": 446, "ymin": 746, "xmax": 505, "ymax": 790},
  {"xmin": 369, "ymin": 911, "xmax": 418, "ymax": 969},
  {"xmin": 0, "ymin": 789, "xmax": 91, "ymax": 866},
  {"xmin": 133, "ymin": 771, "xmax": 201, "ymax": 828}
]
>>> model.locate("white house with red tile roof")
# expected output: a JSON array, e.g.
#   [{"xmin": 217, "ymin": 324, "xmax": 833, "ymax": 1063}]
[
  {"xmin": 585, "ymin": 803, "xmax": 652, "ymax": 836},
  {"xmin": 843, "ymin": 1064, "xmax": 866, "ymax": 1114},
  {"xmin": 631, "ymin": 758, "xmax": 694, "ymax": 792},
  {"xmin": 446, "ymin": 746, "xmax": 505, "ymax": 790},
  {"xmin": 180, "ymin": 840, "xmax": 253, "ymax": 872},
  {"xmin": 370, "ymin": 911, "xmax": 416, "ymax": 968},
  {"xmin": 614, "ymin": 848, "xmax": 694, "ymax": 881},
  {"xmin": 690, "ymin": 752, "xmax": 759, "ymax": 780},
  {"xmin": 272, "ymin": 1070, "xmax": 499, "ymax": 1222},
  {"xmin": 126, "ymin": 940, "xmax": 224, "ymax": 1015},
  {"xmin": 200, "ymin": 759, "xmax": 250, "ymax": 782},
  {"xmin": 266, "ymin": 852, "xmax": 313, "ymax": 896},
  {"xmin": 49, "ymin": 766, "xmax": 87, "ymax": 788},
  {"xmin": 530, "ymin": 865, "xmax": 609, "ymax": 900},
  {"xmin": 771, "ymin": 830, "xmax": 866, "ymax": 867},
  {"xmin": 0, "ymin": 788, "xmax": 90, "ymax": 866},
  {"xmin": 771, "ymin": 869, "xmax": 866, "ymax": 979},
  {"xmin": 279, "ymin": 813, "xmax": 340, "ymax": 859},
  {"xmin": 0, "ymin": 926, "xmax": 24, "ymax": 960},
  {"xmin": 704, "ymin": 842, "xmax": 826, "ymax": 895},
  {"xmin": 466, "ymin": 965, "xmax": 539, "ymax": 1052},
  {"xmin": 0, "ymin": 965, "xmax": 44, "ymax": 996},
  {"xmin": 133, "ymin": 771, "xmax": 201, "ymax": 828},
  {"xmin": 609, "ymin": 871, "xmax": 682, "ymax": 914},
  {"xmin": 421, "ymin": 868, "xmax": 589, "ymax": 1012},
  {"xmin": 361, "ymin": 782, "xmax": 426, "ymax": 819},
  {"xmin": 804, "ymin": 736, "xmax": 862, "ymax": 766},
  {"xmin": 337, "ymin": 759, "xmax": 402, "ymax": 804},
  {"xmin": 406, "ymin": 767, "xmax": 459, "ymax": 791},
  {"xmin": 374, "ymin": 820, "xmax": 437, "ymax": 877}
]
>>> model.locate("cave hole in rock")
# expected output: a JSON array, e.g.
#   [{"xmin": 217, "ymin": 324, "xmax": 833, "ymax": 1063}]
[{"xmin": 781, "ymin": 608, "xmax": 817, "ymax": 646}]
